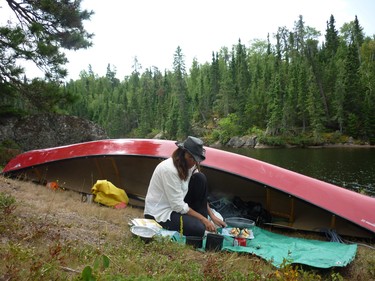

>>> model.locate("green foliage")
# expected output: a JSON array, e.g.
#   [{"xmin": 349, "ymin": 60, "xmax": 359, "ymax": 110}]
[
  {"xmin": 246, "ymin": 126, "xmax": 265, "ymax": 137},
  {"xmin": 81, "ymin": 255, "xmax": 110, "ymax": 281},
  {"xmin": 272, "ymin": 257, "xmax": 333, "ymax": 280},
  {"xmin": 258, "ymin": 133, "xmax": 325, "ymax": 147},
  {"xmin": 346, "ymin": 113, "xmax": 360, "ymax": 137},
  {"xmin": 0, "ymin": 139, "xmax": 20, "ymax": 150},
  {"xmin": 0, "ymin": 139, "xmax": 21, "ymax": 167},
  {"xmin": 0, "ymin": 192, "xmax": 16, "ymax": 215},
  {"xmin": 368, "ymin": 257, "xmax": 375, "ymax": 279},
  {"xmin": 216, "ymin": 114, "xmax": 241, "ymax": 144},
  {"xmin": 258, "ymin": 135, "xmax": 287, "ymax": 147},
  {"xmin": 321, "ymin": 132, "xmax": 349, "ymax": 144},
  {"xmin": 0, "ymin": 105, "xmax": 27, "ymax": 118},
  {"xmin": 1, "ymin": 0, "xmax": 93, "ymax": 114}
]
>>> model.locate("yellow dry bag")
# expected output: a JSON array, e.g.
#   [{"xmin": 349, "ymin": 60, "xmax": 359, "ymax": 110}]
[{"xmin": 91, "ymin": 180, "xmax": 129, "ymax": 207}]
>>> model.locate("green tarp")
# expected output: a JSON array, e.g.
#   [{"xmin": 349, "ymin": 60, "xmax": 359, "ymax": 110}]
[
  {"xmin": 170, "ymin": 226, "xmax": 357, "ymax": 268},
  {"xmin": 218, "ymin": 226, "xmax": 357, "ymax": 268}
]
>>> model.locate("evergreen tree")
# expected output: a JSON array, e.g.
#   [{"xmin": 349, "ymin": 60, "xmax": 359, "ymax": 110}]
[
  {"xmin": 187, "ymin": 58, "xmax": 202, "ymax": 123},
  {"xmin": 360, "ymin": 38, "xmax": 375, "ymax": 143},
  {"xmin": 246, "ymin": 40, "xmax": 269, "ymax": 128},
  {"xmin": 304, "ymin": 27, "xmax": 330, "ymax": 122},
  {"xmin": 138, "ymin": 69, "xmax": 155, "ymax": 136},
  {"xmin": 171, "ymin": 46, "xmax": 190, "ymax": 138},
  {"xmin": 127, "ymin": 69, "xmax": 141, "ymax": 134},
  {"xmin": 196, "ymin": 63, "xmax": 212, "ymax": 123},
  {"xmin": 1, "ymin": 0, "xmax": 93, "ymax": 113},
  {"xmin": 320, "ymin": 15, "xmax": 339, "ymax": 128},
  {"xmin": 353, "ymin": 15, "xmax": 364, "ymax": 52},
  {"xmin": 306, "ymin": 67, "xmax": 325, "ymax": 141},
  {"xmin": 105, "ymin": 64, "xmax": 120, "ymax": 88},
  {"xmin": 233, "ymin": 39, "xmax": 251, "ymax": 129},
  {"xmin": 296, "ymin": 58, "xmax": 309, "ymax": 132},
  {"xmin": 344, "ymin": 37, "xmax": 362, "ymax": 137},
  {"xmin": 267, "ymin": 73, "xmax": 283, "ymax": 135},
  {"xmin": 209, "ymin": 52, "xmax": 220, "ymax": 117},
  {"xmin": 215, "ymin": 47, "xmax": 235, "ymax": 117},
  {"xmin": 324, "ymin": 15, "xmax": 339, "ymax": 58}
]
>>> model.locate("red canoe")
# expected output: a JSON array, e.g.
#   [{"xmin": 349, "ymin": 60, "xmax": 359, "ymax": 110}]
[{"xmin": 2, "ymin": 138, "xmax": 375, "ymax": 238}]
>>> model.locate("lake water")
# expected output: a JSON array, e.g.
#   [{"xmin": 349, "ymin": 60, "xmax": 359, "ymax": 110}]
[{"xmin": 223, "ymin": 147, "xmax": 375, "ymax": 197}]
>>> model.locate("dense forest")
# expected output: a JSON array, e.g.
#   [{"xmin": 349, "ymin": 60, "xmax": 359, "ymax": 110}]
[
  {"xmin": 63, "ymin": 14, "xmax": 375, "ymax": 145},
  {"xmin": 1, "ymin": 1, "xmax": 375, "ymax": 145}
]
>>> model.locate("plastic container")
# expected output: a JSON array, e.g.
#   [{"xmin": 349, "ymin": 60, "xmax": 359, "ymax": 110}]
[
  {"xmin": 224, "ymin": 217, "xmax": 255, "ymax": 229},
  {"xmin": 186, "ymin": 236, "xmax": 203, "ymax": 248},
  {"xmin": 81, "ymin": 193, "xmax": 93, "ymax": 203},
  {"xmin": 205, "ymin": 233, "xmax": 224, "ymax": 251}
]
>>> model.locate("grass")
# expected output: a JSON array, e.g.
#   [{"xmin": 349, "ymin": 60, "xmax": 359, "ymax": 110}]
[{"xmin": 1, "ymin": 175, "xmax": 374, "ymax": 280}]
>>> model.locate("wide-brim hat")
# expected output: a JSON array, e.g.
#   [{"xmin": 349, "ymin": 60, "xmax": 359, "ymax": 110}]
[{"xmin": 176, "ymin": 136, "xmax": 206, "ymax": 163}]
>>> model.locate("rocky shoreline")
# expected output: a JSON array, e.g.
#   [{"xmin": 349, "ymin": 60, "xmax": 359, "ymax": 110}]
[
  {"xmin": 209, "ymin": 135, "xmax": 374, "ymax": 149},
  {"xmin": 1, "ymin": 114, "xmax": 373, "ymax": 154}
]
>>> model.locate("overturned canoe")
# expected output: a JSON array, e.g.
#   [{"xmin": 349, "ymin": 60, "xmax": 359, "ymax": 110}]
[{"xmin": 2, "ymin": 138, "xmax": 375, "ymax": 238}]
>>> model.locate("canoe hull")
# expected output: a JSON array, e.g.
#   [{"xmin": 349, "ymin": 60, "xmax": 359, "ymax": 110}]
[{"xmin": 3, "ymin": 139, "xmax": 375, "ymax": 238}]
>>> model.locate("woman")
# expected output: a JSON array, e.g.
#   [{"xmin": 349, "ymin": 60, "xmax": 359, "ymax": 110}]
[{"xmin": 144, "ymin": 136, "xmax": 226, "ymax": 237}]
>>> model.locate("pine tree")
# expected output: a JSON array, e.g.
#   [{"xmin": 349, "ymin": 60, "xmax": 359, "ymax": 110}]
[
  {"xmin": 234, "ymin": 39, "xmax": 251, "ymax": 129},
  {"xmin": 172, "ymin": 46, "xmax": 190, "ymax": 138},
  {"xmin": 324, "ymin": 15, "xmax": 339, "ymax": 59},
  {"xmin": 1, "ymin": 0, "xmax": 93, "ymax": 113},
  {"xmin": 321, "ymin": 15, "xmax": 339, "ymax": 128},
  {"xmin": 215, "ymin": 47, "xmax": 235, "ymax": 117},
  {"xmin": 360, "ymin": 38, "xmax": 375, "ymax": 143}
]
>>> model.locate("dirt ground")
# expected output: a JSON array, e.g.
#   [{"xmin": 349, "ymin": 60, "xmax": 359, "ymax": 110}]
[{"xmin": 0, "ymin": 175, "xmax": 144, "ymax": 246}]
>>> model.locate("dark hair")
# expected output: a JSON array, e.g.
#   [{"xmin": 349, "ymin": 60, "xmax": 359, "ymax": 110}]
[{"xmin": 172, "ymin": 148, "xmax": 200, "ymax": 180}]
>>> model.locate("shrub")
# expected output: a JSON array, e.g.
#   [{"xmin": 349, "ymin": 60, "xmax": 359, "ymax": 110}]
[
  {"xmin": 217, "ymin": 114, "xmax": 241, "ymax": 144},
  {"xmin": 0, "ymin": 192, "xmax": 16, "ymax": 215}
]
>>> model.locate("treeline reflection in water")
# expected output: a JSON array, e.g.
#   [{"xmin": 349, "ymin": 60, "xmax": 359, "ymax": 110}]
[{"xmin": 222, "ymin": 147, "xmax": 375, "ymax": 197}]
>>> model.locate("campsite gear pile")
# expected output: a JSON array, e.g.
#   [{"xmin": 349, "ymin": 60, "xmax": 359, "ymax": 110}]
[
  {"xmin": 208, "ymin": 196, "xmax": 272, "ymax": 225},
  {"xmin": 129, "ymin": 217, "xmax": 357, "ymax": 269}
]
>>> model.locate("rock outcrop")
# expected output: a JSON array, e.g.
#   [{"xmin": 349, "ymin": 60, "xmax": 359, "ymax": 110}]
[
  {"xmin": 226, "ymin": 135, "xmax": 258, "ymax": 148},
  {"xmin": 0, "ymin": 114, "xmax": 108, "ymax": 152}
]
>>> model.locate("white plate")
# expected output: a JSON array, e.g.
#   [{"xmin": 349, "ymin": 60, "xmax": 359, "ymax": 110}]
[{"xmin": 130, "ymin": 226, "xmax": 158, "ymax": 238}]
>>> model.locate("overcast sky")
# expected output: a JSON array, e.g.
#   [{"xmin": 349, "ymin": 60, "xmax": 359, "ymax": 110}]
[{"xmin": 1, "ymin": 0, "xmax": 375, "ymax": 80}]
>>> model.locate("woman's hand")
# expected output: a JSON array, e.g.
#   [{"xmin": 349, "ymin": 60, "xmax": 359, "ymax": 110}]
[
  {"xmin": 207, "ymin": 204, "xmax": 227, "ymax": 228},
  {"xmin": 202, "ymin": 218, "xmax": 217, "ymax": 232},
  {"xmin": 187, "ymin": 207, "xmax": 216, "ymax": 232},
  {"xmin": 210, "ymin": 215, "xmax": 227, "ymax": 228}
]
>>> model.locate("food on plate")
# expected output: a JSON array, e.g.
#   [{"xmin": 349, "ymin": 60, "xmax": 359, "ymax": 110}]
[
  {"xmin": 228, "ymin": 227, "xmax": 252, "ymax": 238},
  {"xmin": 230, "ymin": 227, "xmax": 241, "ymax": 236},
  {"xmin": 240, "ymin": 228, "xmax": 251, "ymax": 238}
]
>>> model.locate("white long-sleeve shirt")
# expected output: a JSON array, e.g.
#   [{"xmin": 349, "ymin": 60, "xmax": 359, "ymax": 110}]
[{"xmin": 144, "ymin": 158, "xmax": 193, "ymax": 222}]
